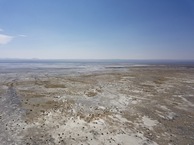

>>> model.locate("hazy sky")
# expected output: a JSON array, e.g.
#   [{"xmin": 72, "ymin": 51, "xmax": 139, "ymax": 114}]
[{"xmin": 0, "ymin": 0, "xmax": 194, "ymax": 59}]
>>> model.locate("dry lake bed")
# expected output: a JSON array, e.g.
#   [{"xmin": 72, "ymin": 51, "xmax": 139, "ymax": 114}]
[{"xmin": 0, "ymin": 61, "xmax": 194, "ymax": 145}]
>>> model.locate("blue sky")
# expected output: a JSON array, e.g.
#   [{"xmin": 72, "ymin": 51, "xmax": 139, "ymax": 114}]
[{"xmin": 0, "ymin": 0, "xmax": 194, "ymax": 59}]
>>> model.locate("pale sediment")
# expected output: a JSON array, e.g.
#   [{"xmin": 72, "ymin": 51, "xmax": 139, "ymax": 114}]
[{"xmin": 0, "ymin": 66, "xmax": 194, "ymax": 145}]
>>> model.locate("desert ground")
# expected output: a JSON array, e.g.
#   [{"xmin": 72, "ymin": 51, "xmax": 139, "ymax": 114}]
[{"xmin": 0, "ymin": 65, "xmax": 194, "ymax": 145}]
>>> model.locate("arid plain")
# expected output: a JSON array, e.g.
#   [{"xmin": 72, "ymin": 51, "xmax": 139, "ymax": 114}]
[{"xmin": 0, "ymin": 64, "xmax": 194, "ymax": 145}]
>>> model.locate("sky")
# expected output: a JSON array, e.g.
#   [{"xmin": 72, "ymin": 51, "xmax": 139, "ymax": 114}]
[{"xmin": 0, "ymin": 0, "xmax": 194, "ymax": 60}]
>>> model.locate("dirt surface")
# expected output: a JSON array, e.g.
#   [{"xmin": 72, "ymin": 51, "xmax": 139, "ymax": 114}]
[{"xmin": 0, "ymin": 66, "xmax": 194, "ymax": 145}]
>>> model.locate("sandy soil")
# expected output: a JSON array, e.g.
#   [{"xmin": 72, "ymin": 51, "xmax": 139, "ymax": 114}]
[{"xmin": 0, "ymin": 66, "xmax": 194, "ymax": 145}]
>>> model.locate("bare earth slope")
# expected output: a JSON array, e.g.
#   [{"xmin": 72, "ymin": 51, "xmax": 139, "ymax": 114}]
[{"xmin": 0, "ymin": 66, "xmax": 194, "ymax": 145}]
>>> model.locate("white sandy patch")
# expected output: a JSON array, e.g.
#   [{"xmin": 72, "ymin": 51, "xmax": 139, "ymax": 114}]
[
  {"xmin": 160, "ymin": 105, "xmax": 170, "ymax": 111},
  {"xmin": 178, "ymin": 95, "xmax": 194, "ymax": 107},
  {"xmin": 155, "ymin": 110, "xmax": 166, "ymax": 119},
  {"xmin": 158, "ymin": 105, "xmax": 179, "ymax": 120},
  {"xmin": 117, "ymin": 94, "xmax": 131, "ymax": 106},
  {"xmin": 98, "ymin": 106, "xmax": 106, "ymax": 110},
  {"xmin": 109, "ymin": 94, "xmax": 132, "ymax": 109},
  {"xmin": 183, "ymin": 80, "xmax": 194, "ymax": 83},
  {"xmin": 131, "ymin": 89, "xmax": 143, "ymax": 93},
  {"xmin": 114, "ymin": 133, "xmax": 158, "ymax": 145},
  {"xmin": 166, "ymin": 112, "xmax": 177, "ymax": 120},
  {"xmin": 142, "ymin": 116, "xmax": 158, "ymax": 129},
  {"xmin": 108, "ymin": 114, "xmax": 131, "ymax": 123},
  {"xmin": 30, "ymin": 109, "xmax": 159, "ymax": 145},
  {"xmin": 131, "ymin": 98, "xmax": 139, "ymax": 104}
]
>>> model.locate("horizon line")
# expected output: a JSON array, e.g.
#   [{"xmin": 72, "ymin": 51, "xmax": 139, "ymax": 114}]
[{"xmin": 0, "ymin": 58, "xmax": 194, "ymax": 61}]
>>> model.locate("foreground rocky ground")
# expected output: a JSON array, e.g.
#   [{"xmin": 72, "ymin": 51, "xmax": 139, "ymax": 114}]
[{"xmin": 0, "ymin": 66, "xmax": 194, "ymax": 145}]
